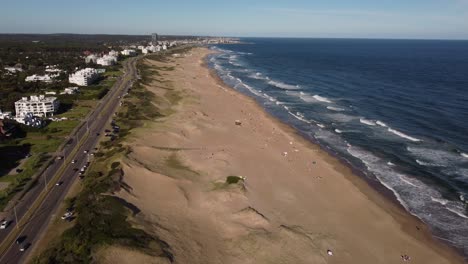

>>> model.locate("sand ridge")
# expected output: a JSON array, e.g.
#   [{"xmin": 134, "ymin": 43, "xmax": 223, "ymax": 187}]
[{"xmin": 116, "ymin": 48, "xmax": 464, "ymax": 264}]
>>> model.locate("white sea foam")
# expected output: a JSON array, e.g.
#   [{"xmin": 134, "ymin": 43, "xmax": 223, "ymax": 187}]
[
  {"xmin": 376, "ymin": 121, "xmax": 388, "ymax": 127},
  {"xmin": 447, "ymin": 207, "xmax": 468, "ymax": 219},
  {"xmin": 335, "ymin": 129, "xmax": 343, "ymax": 134},
  {"xmin": 360, "ymin": 118, "xmax": 376, "ymax": 126},
  {"xmin": 408, "ymin": 147, "xmax": 466, "ymax": 168},
  {"xmin": 234, "ymin": 77, "xmax": 263, "ymax": 97},
  {"xmin": 461, "ymin": 153, "xmax": 468, "ymax": 159},
  {"xmin": 327, "ymin": 106, "xmax": 345, "ymax": 112},
  {"xmin": 326, "ymin": 113, "xmax": 356, "ymax": 123},
  {"xmin": 287, "ymin": 111, "xmax": 311, "ymax": 124},
  {"xmin": 388, "ymin": 128, "xmax": 421, "ymax": 142},
  {"xmin": 346, "ymin": 145, "xmax": 468, "ymax": 232},
  {"xmin": 431, "ymin": 196, "xmax": 449, "ymax": 205},
  {"xmin": 268, "ymin": 80, "xmax": 300, "ymax": 90},
  {"xmin": 249, "ymin": 72, "xmax": 268, "ymax": 80},
  {"xmin": 317, "ymin": 123, "xmax": 325, "ymax": 128},
  {"xmin": 415, "ymin": 159, "xmax": 444, "ymax": 167},
  {"xmin": 399, "ymin": 175, "xmax": 420, "ymax": 187},
  {"xmin": 312, "ymin": 95, "xmax": 332, "ymax": 103}
]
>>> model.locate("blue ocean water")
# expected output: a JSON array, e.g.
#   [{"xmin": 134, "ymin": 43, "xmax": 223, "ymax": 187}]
[{"xmin": 208, "ymin": 38, "xmax": 468, "ymax": 256}]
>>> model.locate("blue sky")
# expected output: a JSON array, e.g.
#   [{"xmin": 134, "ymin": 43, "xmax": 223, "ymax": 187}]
[{"xmin": 1, "ymin": 0, "xmax": 468, "ymax": 39}]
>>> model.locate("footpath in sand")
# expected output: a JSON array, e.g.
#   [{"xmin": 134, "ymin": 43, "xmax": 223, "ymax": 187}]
[{"xmin": 115, "ymin": 48, "xmax": 464, "ymax": 264}]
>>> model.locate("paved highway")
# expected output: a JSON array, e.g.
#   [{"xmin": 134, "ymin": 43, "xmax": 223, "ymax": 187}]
[{"xmin": 0, "ymin": 56, "xmax": 140, "ymax": 264}]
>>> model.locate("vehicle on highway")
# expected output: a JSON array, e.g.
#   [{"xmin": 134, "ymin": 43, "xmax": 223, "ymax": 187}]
[
  {"xmin": 15, "ymin": 236, "xmax": 26, "ymax": 244},
  {"xmin": 56, "ymin": 156, "xmax": 63, "ymax": 160},
  {"xmin": 84, "ymin": 150, "xmax": 89, "ymax": 153},
  {"xmin": 0, "ymin": 220, "xmax": 8, "ymax": 229},
  {"xmin": 71, "ymin": 159, "xmax": 77, "ymax": 164},
  {"xmin": 73, "ymin": 168, "xmax": 79, "ymax": 171},
  {"xmin": 55, "ymin": 181, "xmax": 63, "ymax": 186},
  {"xmin": 96, "ymin": 133, "xmax": 100, "ymax": 136},
  {"xmin": 19, "ymin": 242, "xmax": 30, "ymax": 252}
]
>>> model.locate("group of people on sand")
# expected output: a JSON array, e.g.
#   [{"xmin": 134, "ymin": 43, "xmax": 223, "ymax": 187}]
[{"xmin": 401, "ymin": 254, "xmax": 411, "ymax": 261}]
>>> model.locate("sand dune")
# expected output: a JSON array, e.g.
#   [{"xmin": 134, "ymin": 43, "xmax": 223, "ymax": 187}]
[{"xmin": 116, "ymin": 48, "xmax": 463, "ymax": 264}]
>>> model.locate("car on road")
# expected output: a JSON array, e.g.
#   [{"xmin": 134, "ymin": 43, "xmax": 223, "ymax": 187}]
[
  {"xmin": 73, "ymin": 168, "xmax": 79, "ymax": 171},
  {"xmin": 71, "ymin": 160, "xmax": 77, "ymax": 164},
  {"xmin": 96, "ymin": 133, "xmax": 100, "ymax": 136},
  {"xmin": 19, "ymin": 242, "xmax": 30, "ymax": 252},
  {"xmin": 84, "ymin": 150, "xmax": 89, "ymax": 153},
  {"xmin": 55, "ymin": 181, "xmax": 63, "ymax": 186},
  {"xmin": 0, "ymin": 220, "xmax": 8, "ymax": 229},
  {"xmin": 56, "ymin": 156, "xmax": 63, "ymax": 160},
  {"xmin": 15, "ymin": 236, "xmax": 26, "ymax": 244}
]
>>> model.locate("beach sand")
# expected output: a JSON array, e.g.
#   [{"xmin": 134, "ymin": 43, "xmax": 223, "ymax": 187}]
[{"xmin": 116, "ymin": 47, "xmax": 464, "ymax": 264}]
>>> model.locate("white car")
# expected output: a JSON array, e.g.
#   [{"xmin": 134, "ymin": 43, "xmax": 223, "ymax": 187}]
[
  {"xmin": 61, "ymin": 212, "xmax": 73, "ymax": 220},
  {"xmin": 71, "ymin": 160, "xmax": 77, "ymax": 164},
  {"xmin": 0, "ymin": 220, "xmax": 8, "ymax": 229}
]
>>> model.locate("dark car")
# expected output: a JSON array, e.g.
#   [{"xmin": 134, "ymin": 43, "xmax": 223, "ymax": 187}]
[
  {"xmin": 19, "ymin": 242, "xmax": 30, "ymax": 252},
  {"xmin": 15, "ymin": 236, "xmax": 26, "ymax": 244}
]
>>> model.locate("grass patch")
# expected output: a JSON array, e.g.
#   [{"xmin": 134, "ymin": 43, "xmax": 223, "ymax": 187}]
[{"xmin": 226, "ymin": 175, "xmax": 243, "ymax": 184}]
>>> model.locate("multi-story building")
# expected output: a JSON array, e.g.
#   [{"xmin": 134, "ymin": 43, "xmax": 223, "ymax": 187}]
[
  {"xmin": 14, "ymin": 95, "xmax": 60, "ymax": 118},
  {"xmin": 69, "ymin": 68, "xmax": 99, "ymax": 86},
  {"xmin": 121, "ymin": 49, "xmax": 136, "ymax": 56},
  {"xmin": 96, "ymin": 55, "xmax": 118, "ymax": 66},
  {"xmin": 60, "ymin": 87, "xmax": 80, "ymax": 95},
  {"xmin": 25, "ymin": 74, "xmax": 55, "ymax": 83},
  {"xmin": 85, "ymin": 54, "xmax": 98, "ymax": 64},
  {"xmin": 109, "ymin": 50, "xmax": 119, "ymax": 57},
  {"xmin": 0, "ymin": 110, "xmax": 12, "ymax": 120}
]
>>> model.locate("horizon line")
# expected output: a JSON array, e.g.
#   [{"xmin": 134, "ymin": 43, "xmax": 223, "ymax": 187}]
[{"xmin": 0, "ymin": 32, "xmax": 467, "ymax": 41}]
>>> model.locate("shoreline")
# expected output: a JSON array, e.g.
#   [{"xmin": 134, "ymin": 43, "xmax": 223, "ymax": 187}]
[
  {"xmin": 207, "ymin": 50, "xmax": 464, "ymax": 260},
  {"xmin": 205, "ymin": 50, "xmax": 465, "ymax": 262},
  {"xmin": 119, "ymin": 47, "xmax": 465, "ymax": 263}
]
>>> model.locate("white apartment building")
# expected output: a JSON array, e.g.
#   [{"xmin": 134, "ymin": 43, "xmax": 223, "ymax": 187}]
[
  {"xmin": 109, "ymin": 50, "xmax": 119, "ymax": 57},
  {"xmin": 121, "ymin": 49, "xmax": 136, "ymax": 56},
  {"xmin": 148, "ymin": 45, "xmax": 161, "ymax": 52},
  {"xmin": 61, "ymin": 87, "xmax": 79, "ymax": 95},
  {"xmin": 45, "ymin": 65, "xmax": 63, "ymax": 73},
  {"xmin": 15, "ymin": 95, "xmax": 60, "ymax": 118},
  {"xmin": 25, "ymin": 74, "xmax": 55, "ymax": 83},
  {"xmin": 0, "ymin": 110, "xmax": 12, "ymax": 120},
  {"xmin": 85, "ymin": 54, "xmax": 98, "ymax": 63},
  {"xmin": 69, "ymin": 68, "xmax": 99, "ymax": 86},
  {"xmin": 96, "ymin": 55, "xmax": 118, "ymax": 66}
]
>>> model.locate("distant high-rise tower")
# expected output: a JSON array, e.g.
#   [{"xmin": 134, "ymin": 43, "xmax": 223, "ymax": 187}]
[{"xmin": 152, "ymin": 33, "xmax": 159, "ymax": 45}]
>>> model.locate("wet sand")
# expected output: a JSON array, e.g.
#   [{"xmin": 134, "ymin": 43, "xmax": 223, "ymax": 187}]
[{"xmin": 116, "ymin": 47, "xmax": 465, "ymax": 264}]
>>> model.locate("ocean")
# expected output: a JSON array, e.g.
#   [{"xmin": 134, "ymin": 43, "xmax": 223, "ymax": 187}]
[{"xmin": 207, "ymin": 38, "xmax": 468, "ymax": 256}]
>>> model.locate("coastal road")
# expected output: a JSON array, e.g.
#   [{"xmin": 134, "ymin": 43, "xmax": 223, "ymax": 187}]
[{"xmin": 0, "ymin": 56, "xmax": 140, "ymax": 264}]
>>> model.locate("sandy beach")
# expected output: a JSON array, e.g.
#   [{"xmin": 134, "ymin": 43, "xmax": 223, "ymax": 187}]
[{"xmin": 115, "ymin": 47, "xmax": 465, "ymax": 264}]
